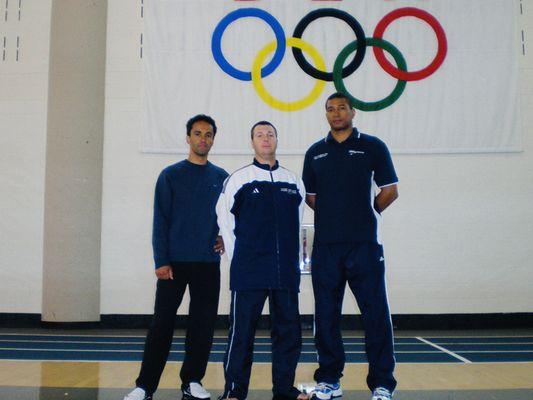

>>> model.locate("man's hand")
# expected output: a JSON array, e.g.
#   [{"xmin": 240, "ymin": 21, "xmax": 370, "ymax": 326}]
[
  {"xmin": 374, "ymin": 184, "xmax": 399, "ymax": 213},
  {"xmin": 305, "ymin": 194, "xmax": 316, "ymax": 210},
  {"xmin": 214, "ymin": 235, "xmax": 225, "ymax": 255},
  {"xmin": 155, "ymin": 265, "xmax": 173, "ymax": 280}
]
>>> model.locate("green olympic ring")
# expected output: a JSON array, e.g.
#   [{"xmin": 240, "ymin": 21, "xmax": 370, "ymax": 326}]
[{"xmin": 333, "ymin": 38, "xmax": 407, "ymax": 112}]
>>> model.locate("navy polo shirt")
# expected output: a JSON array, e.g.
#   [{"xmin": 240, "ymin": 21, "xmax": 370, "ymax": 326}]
[{"xmin": 302, "ymin": 127, "xmax": 398, "ymax": 245}]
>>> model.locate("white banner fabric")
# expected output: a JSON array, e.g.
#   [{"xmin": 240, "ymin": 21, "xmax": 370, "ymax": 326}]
[{"xmin": 142, "ymin": 0, "xmax": 522, "ymax": 154}]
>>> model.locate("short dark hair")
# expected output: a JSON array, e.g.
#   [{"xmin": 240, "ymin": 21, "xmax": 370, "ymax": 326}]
[
  {"xmin": 250, "ymin": 120, "xmax": 277, "ymax": 139},
  {"xmin": 186, "ymin": 114, "xmax": 217, "ymax": 136},
  {"xmin": 325, "ymin": 92, "xmax": 353, "ymax": 110}
]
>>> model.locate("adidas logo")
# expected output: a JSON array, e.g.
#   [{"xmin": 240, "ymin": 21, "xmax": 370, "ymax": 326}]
[{"xmin": 253, "ymin": 188, "xmax": 260, "ymax": 194}]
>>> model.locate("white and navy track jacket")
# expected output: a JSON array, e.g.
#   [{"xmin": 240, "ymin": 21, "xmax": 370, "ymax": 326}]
[{"xmin": 216, "ymin": 158, "xmax": 305, "ymax": 291}]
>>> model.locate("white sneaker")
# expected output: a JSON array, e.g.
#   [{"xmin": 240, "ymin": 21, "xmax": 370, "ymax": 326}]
[
  {"xmin": 183, "ymin": 382, "xmax": 211, "ymax": 400},
  {"xmin": 124, "ymin": 387, "xmax": 152, "ymax": 400},
  {"xmin": 313, "ymin": 382, "xmax": 342, "ymax": 400},
  {"xmin": 371, "ymin": 387, "xmax": 392, "ymax": 400}
]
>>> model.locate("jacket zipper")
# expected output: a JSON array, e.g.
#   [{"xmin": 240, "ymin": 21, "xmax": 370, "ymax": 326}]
[{"xmin": 269, "ymin": 167, "xmax": 281, "ymax": 288}]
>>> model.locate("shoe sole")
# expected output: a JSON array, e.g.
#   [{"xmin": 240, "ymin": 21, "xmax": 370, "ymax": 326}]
[
  {"xmin": 183, "ymin": 393, "xmax": 210, "ymax": 400},
  {"xmin": 313, "ymin": 391, "xmax": 342, "ymax": 400}
]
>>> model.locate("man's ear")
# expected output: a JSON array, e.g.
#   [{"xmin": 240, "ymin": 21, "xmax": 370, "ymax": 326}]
[{"xmin": 186, "ymin": 135, "xmax": 191, "ymax": 145}]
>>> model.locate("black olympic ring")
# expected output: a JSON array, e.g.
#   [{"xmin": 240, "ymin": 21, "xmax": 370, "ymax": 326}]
[
  {"xmin": 212, "ymin": 7, "xmax": 447, "ymax": 111},
  {"xmin": 292, "ymin": 8, "xmax": 366, "ymax": 82}
]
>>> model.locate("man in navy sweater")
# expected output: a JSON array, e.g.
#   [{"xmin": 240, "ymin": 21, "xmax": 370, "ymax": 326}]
[
  {"xmin": 216, "ymin": 121, "xmax": 307, "ymax": 400},
  {"xmin": 124, "ymin": 115, "xmax": 229, "ymax": 400},
  {"xmin": 303, "ymin": 93, "xmax": 399, "ymax": 400}
]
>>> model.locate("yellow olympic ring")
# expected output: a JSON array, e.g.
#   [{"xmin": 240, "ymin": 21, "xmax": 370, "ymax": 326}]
[{"xmin": 252, "ymin": 37, "xmax": 326, "ymax": 112}]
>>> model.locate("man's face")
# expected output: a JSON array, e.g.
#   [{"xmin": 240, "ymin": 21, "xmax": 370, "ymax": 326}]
[
  {"xmin": 325, "ymin": 97, "xmax": 355, "ymax": 131},
  {"xmin": 187, "ymin": 120, "xmax": 215, "ymax": 156},
  {"xmin": 251, "ymin": 124, "xmax": 277, "ymax": 159}
]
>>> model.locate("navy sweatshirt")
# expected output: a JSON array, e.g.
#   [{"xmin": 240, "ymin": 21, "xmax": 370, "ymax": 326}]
[{"xmin": 152, "ymin": 160, "xmax": 228, "ymax": 268}]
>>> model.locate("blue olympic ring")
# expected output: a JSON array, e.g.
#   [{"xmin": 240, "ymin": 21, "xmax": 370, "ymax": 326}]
[{"xmin": 211, "ymin": 8, "xmax": 286, "ymax": 82}]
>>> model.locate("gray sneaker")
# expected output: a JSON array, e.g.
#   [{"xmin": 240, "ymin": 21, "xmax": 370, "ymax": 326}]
[
  {"xmin": 371, "ymin": 387, "xmax": 392, "ymax": 400},
  {"xmin": 313, "ymin": 382, "xmax": 342, "ymax": 400}
]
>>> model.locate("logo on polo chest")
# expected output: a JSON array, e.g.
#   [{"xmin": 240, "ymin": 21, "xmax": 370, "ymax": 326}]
[
  {"xmin": 252, "ymin": 188, "xmax": 260, "ymax": 194},
  {"xmin": 348, "ymin": 150, "xmax": 365, "ymax": 155},
  {"xmin": 314, "ymin": 153, "xmax": 328, "ymax": 160}
]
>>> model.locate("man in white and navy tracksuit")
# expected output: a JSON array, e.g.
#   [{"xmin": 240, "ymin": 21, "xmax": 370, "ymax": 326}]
[{"xmin": 216, "ymin": 121, "xmax": 307, "ymax": 400}]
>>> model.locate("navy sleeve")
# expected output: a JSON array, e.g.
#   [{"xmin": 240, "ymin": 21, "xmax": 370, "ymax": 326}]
[
  {"xmin": 152, "ymin": 171, "xmax": 172, "ymax": 268},
  {"xmin": 302, "ymin": 149, "xmax": 317, "ymax": 194},
  {"xmin": 373, "ymin": 139, "xmax": 398, "ymax": 187}
]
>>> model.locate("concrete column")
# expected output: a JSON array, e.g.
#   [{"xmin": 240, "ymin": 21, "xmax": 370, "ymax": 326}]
[{"xmin": 42, "ymin": 0, "xmax": 107, "ymax": 322}]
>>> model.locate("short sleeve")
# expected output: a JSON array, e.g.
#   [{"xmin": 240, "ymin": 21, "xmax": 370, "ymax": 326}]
[
  {"xmin": 302, "ymin": 149, "xmax": 317, "ymax": 195},
  {"xmin": 373, "ymin": 139, "xmax": 398, "ymax": 188}
]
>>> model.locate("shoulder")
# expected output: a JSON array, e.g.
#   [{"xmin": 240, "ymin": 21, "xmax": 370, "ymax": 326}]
[
  {"xmin": 207, "ymin": 162, "xmax": 229, "ymax": 178},
  {"xmin": 360, "ymin": 133, "xmax": 387, "ymax": 147},
  {"xmin": 223, "ymin": 163, "xmax": 254, "ymax": 191},
  {"xmin": 359, "ymin": 133, "xmax": 391, "ymax": 153},
  {"xmin": 305, "ymin": 137, "xmax": 328, "ymax": 156},
  {"xmin": 278, "ymin": 166, "xmax": 299, "ymax": 182},
  {"xmin": 159, "ymin": 160, "xmax": 187, "ymax": 178}
]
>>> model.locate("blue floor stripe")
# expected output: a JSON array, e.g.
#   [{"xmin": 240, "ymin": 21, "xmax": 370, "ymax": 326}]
[
  {"xmin": 0, "ymin": 335, "xmax": 420, "ymax": 344},
  {"xmin": 0, "ymin": 341, "xmax": 435, "ymax": 352},
  {"xmin": 426, "ymin": 336, "xmax": 533, "ymax": 344},
  {"xmin": 443, "ymin": 344, "xmax": 533, "ymax": 351},
  {"xmin": 0, "ymin": 335, "xmax": 532, "ymax": 363},
  {"xmin": 457, "ymin": 352, "xmax": 533, "ymax": 362},
  {"xmin": 0, "ymin": 350, "xmax": 460, "ymax": 363}
]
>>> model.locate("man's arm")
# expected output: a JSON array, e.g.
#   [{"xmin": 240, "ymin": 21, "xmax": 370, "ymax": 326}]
[
  {"xmin": 374, "ymin": 184, "xmax": 398, "ymax": 213},
  {"xmin": 152, "ymin": 171, "xmax": 173, "ymax": 279},
  {"xmin": 305, "ymin": 194, "xmax": 316, "ymax": 210},
  {"xmin": 302, "ymin": 149, "xmax": 316, "ymax": 211},
  {"xmin": 216, "ymin": 177, "xmax": 236, "ymax": 261},
  {"xmin": 297, "ymin": 178, "xmax": 307, "ymax": 223}
]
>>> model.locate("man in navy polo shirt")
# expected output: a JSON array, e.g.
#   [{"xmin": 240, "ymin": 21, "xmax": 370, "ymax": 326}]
[
  {"xmin": 303, "ymin": 93, "xmax": 399, "ymax": 400},
  {"xmin": 124, "ymin": 115, "xmax": 228, "ymax": 400}
]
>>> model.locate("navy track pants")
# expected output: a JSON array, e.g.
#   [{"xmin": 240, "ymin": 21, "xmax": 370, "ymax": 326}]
[
  {"xmin": 312, "ymin": 242, "xmax": 397, "ymax": 392},
  {"xmin": 222, "ymin": 290, "xmax": 302, "ymax": 400}
]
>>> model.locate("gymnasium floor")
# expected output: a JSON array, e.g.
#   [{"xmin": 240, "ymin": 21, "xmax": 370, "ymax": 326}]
[{"xmin": 0, "ymin": 328, "xmax": 532, "ymax": 400}]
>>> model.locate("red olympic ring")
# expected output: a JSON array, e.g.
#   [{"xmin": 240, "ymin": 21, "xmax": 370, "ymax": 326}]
[{"xmin": 373, "ymin": 7, "xmax": 447, "ymax": 82}]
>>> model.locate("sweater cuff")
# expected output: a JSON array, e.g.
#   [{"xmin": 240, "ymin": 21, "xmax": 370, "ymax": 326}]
[{"xmin": 154, "ymin": 258, "xmax": 170, "ymax": 269}]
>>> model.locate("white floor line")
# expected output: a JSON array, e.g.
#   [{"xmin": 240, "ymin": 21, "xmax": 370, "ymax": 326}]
[
  {"xmin": 416, "ymin": 337, "xmax": 472, "ymax": 363},
  {"xmin": 1, "ymin": 333, "xmax": 532, "ymax": 339},
  {"xmin": 0, "ymin": 347, "xmax": 446, "ymax": 355},
  {"xmin": 2, "ymin": 339, "xmax": 530, "ymax": 347}
]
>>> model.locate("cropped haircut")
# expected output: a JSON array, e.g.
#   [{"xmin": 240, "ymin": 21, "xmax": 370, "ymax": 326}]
[
  {"xmin": 325, "ymin": 92, "xmax": 354, "ymax": 110},
  {"xmin": 186, "ymin": 114, "xmax": 217, "ymax": 136},
  {"xmin": 250, "ymin": 120, "xmax": 277, "ymax": 139}
]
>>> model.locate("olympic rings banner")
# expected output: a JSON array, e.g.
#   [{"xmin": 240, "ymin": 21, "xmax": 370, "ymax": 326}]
[{"xmin": 142, "ymin": 0, "xmax": 522, "ymax": 154}]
